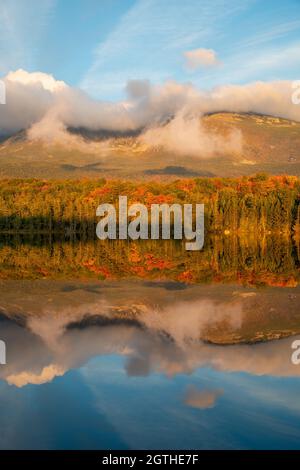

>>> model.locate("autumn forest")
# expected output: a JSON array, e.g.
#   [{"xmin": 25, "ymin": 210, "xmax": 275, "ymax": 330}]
[{"xmin": 0, "ymin": 174, "xmax": 299, "ymax": 236}]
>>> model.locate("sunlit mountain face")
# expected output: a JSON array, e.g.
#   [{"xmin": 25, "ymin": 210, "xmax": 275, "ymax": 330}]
[{"xmin": 1, "ymin": 113, "xmax": 300, "ymax": 178}]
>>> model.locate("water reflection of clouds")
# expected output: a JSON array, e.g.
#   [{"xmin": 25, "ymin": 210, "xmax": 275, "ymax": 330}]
[
  {"xmin": 184, "ymin": 385, "xmax": 223, "ymax": 409},
  {"xmin": 0, "ymin": 292, "xmax": 300, "ymax": 388},
  {"xmin": 1, "ymin": 288, "xmax": 300, "ymax": 450}
]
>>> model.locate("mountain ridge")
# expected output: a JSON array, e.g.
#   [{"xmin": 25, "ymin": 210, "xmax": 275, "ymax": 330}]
[{"xmin": 0, "ymin": 112, "xmax": 299, "ymax": 179}]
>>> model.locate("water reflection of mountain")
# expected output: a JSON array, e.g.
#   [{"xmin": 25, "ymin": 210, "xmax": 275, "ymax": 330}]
[
  {"xmin": 0, "ymin": 281, "xmax": 299, "ymax": 387},
  {"xmin": 0, "ymin": 235, "xmax": 299, "ymax": 286}
]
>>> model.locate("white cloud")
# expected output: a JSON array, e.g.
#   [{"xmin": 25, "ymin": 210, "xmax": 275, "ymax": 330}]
[
  {"xmin": 1, "ymin": 69, "xmax": 300, "ymax": 157},
  {"xmin": 140, "ymin": 111, "xmax": 242, "ymax": 157},
  {"xmin": 184, "ymin": 48, "xmax": 220, "ymax": 70},
  {"xmin": 6, "ymin": 69, "xmax": 66, "ymax": 92}
]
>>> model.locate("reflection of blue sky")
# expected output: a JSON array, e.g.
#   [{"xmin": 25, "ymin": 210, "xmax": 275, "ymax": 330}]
[
  {"xmin": 0, "ymin": 368, "xmax": 127, "ymax": 449},
  {"xmin": 80, "ymin": 357, "xmax": 300, "ymax": 449},
  {"xmin": 1, "ymin": 355, "xmax": 300, "ymax": 449}
]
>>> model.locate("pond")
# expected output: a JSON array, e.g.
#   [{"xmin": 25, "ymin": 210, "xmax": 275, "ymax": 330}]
[{"xmin": 0, "ymin": 237, "xmax": 299, "ymax": 449}]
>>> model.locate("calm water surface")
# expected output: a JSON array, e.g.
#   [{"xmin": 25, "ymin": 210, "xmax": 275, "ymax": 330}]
[{"xmin": 0, "ymin": 238, "xmax": 300, "ymax": 449}]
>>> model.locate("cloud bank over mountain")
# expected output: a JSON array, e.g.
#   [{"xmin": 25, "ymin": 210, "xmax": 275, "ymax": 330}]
[{"xmin": 0, "ymin": 69, "xmax": 299, "ymax": 156}]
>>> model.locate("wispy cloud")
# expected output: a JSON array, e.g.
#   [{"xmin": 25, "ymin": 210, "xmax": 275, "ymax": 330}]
[
  {"xmin": 0, "ymin": 0, "xmax": 55, "ymax": 75},
  {"xmin": 200, "ymin": 41, "xmax": 300, "ymax": 87},
  {"xmin": 79, "ymin": 0, "xmax": 300, "ymax": 99},
  {"xmin": 236, "ymin": 19, "xmax": 300, "ymax": 50},
  {"xmin": 80, "ymin": 0, "xmax": 249, "ymax": 98}
]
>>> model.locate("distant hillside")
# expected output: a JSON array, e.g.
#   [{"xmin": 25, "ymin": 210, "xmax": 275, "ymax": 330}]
[{"xmin": 0, "ymin": 112, "xmax": 299, "ymax": 178}]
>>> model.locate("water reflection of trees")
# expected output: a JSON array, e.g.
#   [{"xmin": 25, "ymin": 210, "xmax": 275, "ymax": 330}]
[{"xmin": 0, "ymin": 235, "xmax": 299, "ymax": 286}]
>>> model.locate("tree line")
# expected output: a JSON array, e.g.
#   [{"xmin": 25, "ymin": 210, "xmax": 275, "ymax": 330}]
[{"xmin": 0, "ymin": 174, "xmax": 299, "ymax": 236}]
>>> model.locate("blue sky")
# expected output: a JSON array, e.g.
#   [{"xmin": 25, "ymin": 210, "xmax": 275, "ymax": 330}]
[{"xmin": 1, "ymin": 0, "xmax": 300, "ymax": 100}]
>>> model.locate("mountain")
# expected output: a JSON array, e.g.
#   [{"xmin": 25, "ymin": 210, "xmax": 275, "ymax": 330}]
[{"xmin": 0, "ymin": 112, "xmax": 299, "ymax": 179}]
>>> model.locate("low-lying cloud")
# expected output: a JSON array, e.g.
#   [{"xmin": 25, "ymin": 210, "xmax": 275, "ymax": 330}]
[
  {"xmin": 140, "ymin": 111, "xmax": 242, "ymax": 156},
  {"xmin": 1, "ymin": 69, "xmax": 300, "ymax": 157}
]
